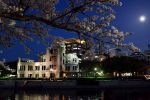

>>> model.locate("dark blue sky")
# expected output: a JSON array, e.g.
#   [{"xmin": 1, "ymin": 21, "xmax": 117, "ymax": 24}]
[
  {"xmin": 114, "ymin": 0, "xmax": 150, "ymax": 50},
  {"xmin": 0, "ymin": 0, "xmax": 150, "ymax": 61}
]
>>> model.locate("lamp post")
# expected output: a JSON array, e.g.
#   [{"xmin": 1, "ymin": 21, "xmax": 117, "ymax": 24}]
[
  {"xmin": 94, "ymin": 67, "xmax": 97, "ymax": 79},
  {"xmin": 94, "ymin": 68, "xmax": 97, "ymax": 71}
]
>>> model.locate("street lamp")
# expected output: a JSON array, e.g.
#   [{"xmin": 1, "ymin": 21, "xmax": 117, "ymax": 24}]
[
  {"xmin": 94, "ymin": 67, "xmax": 97, "ymax": 79},
  {"xmin": 94, "ymin": 67, "xmax": 97, "ymax": 71}
]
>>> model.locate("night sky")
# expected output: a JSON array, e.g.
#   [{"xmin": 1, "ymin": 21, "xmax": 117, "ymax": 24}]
[{"xmin": 0, "ymin": 0, "xmax": 150, "ymax": 61}]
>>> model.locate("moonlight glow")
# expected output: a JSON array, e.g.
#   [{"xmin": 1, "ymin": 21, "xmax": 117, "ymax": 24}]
[{"xmin": 139, "ymin": 15, "xmax": 146, "ymax": 23}]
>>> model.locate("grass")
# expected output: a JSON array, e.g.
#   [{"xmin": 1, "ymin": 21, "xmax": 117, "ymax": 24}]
[
  {"xmin": 0, "ymin": 74, "xmax": 113, "ymax": 80},
  {"xmin": 0, "ymin": 75, "xmax": 144, "ymax": 80},
  {"xmin": 0, "ymin": 75, "xmax": 16, "ymax": 80},
  {"xmin": 0, "ymin": 76, "xmax": 11, "ymax": 80}
]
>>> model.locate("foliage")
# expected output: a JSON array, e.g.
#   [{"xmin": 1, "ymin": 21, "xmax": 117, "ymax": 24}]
[
  {"xmin": 0, "ymin": 64, "xmax": 11, "ymax": 77},
  {"xmin": 79, "ymin": 60, "xmax": 100, "ymax": 72},
  {"xmin": 101, "ymin": 56, "xmax": 148, "ymax": 73},
  {"xmin": 0, "ymin": 0, "xmax": 139, "ymax": 54},
  {"xmin": 0, "ymin": 61, "xmax": 15, "ymax": 77}
]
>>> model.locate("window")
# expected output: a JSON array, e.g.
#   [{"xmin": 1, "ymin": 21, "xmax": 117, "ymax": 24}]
[
  {"xmin": 35, "ymin": 66, "xmax": 40, "ymax": 70},
  {"xmin": 20, "ymin": 65, "xmax": 25, "ymax": 71},
  {"xmin": 73, "ymin": 66, "xmax": 77, "ymax": 70},
  {"xmin": 75, "ymin": 59, "xmax": 77, "ymax": 62},
  {"xmin": 76, "ymin": 66, "xmax": 77, "ymax": 70},
  {"xmin": 28, "ymin": 65, "xmax": 33, "ymax": 71},
  {"xmin": 42, "ymin": 74, "xmax": 46, "ymax": 78},
  {"xmin": 50, "ymin": 65, "xmax": 53, "ymax": 69},
  {"xmin": 20, "ymin": 74, "xmax": 24, "ymax": 78},
  {"xmin": 41, "ymin": 58, "xmax": 46, "ymax": 62},
  {"xmin": 50, "ymin": 56, "xmax": 52, "ymax": 61},
  {"xmin": 66, "ymin": 60, "xmax": 70, "ymax": 63},
  {"xmin": 67, "ymin": 45, "xmax": 71, "ymax": 47},
  {"xmin": 35, "ymin": 74, "xmax": 39, "ymax": 78},
  {"xmin": 28, "ymin": 74, "xmax": 32, "ymax": 78},
  {"xmin": 63, "ymin": 59, "xmax": 64, "ymax": 64},
  {"xmin": 78, "ymin": 45, "xmax": 81, "ymax": 48},
  {"xmin": 73, "ymin": 58, "xmax": 77, "ymax": 62},
  {"xmin": 73, "ymin": 44, "xmax": 77, "ymax": 47},
  {"xmin": 73, "ymin": 66, "xmax": 74, "ymax": 70},
  {"xmin": 50, "ymin": 49, "xmax": 53, "ymax": 54},
  {"xmin": 66, "ymin": 66, "xmax": 70, "ymax": 71},
  {"xmin": 42, "ymin": 66, "xmax": 46, "ymax": 70}
]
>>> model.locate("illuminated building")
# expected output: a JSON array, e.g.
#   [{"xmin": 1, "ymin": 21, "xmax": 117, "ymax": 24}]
[
  {"xmin": 17, "ymin": 40, "xmax": 80, "ymax": 79},
  {"xmin": 64, "ymin": 38, "xmax": 86, "ymax": 58}
]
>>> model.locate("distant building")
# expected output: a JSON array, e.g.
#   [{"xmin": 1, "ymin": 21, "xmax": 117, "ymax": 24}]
[
  {"xmin": 144, "ymin": 44, "xmax": 150, "ymax": 64},
  {"xmin": 65, "ymin": 53, "xmax": 80, "ymax": 72},
  {"xmin": 17, "ymin": 40, "xmax": 81, "ymax": 79},
  {"xmin": 108, "ymin": 48, "xmax": 122, "ymax": 57},
  {"xmin": 64, "ymin": 38, "xmax": 86, "ymax": 58},
  {"xmin": 130, "ymin": 52, "xmax": 145, "ymax": 60}
]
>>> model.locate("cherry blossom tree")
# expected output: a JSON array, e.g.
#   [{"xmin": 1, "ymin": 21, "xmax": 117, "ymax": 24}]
[{"xmin": 0, "ymin": 0, "xmax": 138, "ymax": 54}]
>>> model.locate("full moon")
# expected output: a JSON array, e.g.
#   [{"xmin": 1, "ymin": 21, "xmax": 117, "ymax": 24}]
[{"xmin": 139, "ymin": 15, "xmax": 146, "ymax": 23}]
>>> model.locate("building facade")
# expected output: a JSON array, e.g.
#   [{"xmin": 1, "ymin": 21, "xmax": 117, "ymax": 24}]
[
  {"xmin": 130, "ymin": 52, "xmax": 145, "ymax": 60},
  {"xmin": 64, "ymin": 38, "xmax": 86, "ymax": 58},
  {"xmin": 17, "ymin": 40, "xmax": 81, "ymax": 79}
]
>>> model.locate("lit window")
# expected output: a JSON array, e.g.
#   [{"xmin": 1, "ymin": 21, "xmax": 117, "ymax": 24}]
[
  {"xmin": 73, "ymin": 44, "xmax": 77, "ymax": 46},
  {"xmin": 67, "ymin": 45, "xmax": 71, "ymax": 47}
]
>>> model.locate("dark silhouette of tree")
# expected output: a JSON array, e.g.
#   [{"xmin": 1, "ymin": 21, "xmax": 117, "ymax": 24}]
[
  {"xmin": 101, "ymin": 56, "xmax": 148, "ymax": 76},
  {"xmin": 79, "ymin": 60, "xmax": 100, "ymax": 72}
]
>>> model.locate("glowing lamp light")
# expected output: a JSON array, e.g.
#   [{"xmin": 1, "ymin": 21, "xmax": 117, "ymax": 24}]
[{"xmin": 94, "ymin": 68, "xmax": 97, "ymax": 71}]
